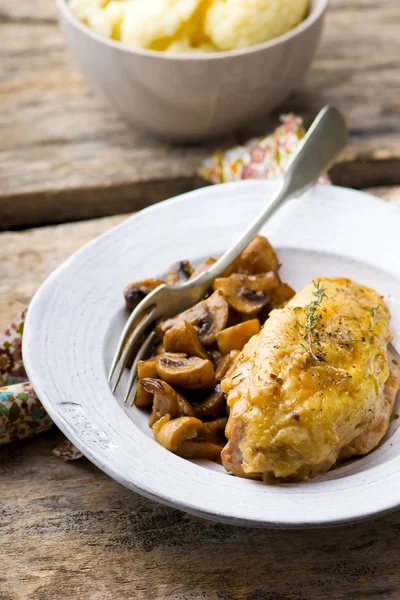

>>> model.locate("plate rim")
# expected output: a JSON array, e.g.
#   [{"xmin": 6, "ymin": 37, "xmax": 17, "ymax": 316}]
[{"xmin": 23, "ymin": 180, "xmax": 400, "ymax": 528}]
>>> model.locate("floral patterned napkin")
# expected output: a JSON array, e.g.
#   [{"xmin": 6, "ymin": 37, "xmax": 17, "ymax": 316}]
[
  {"xmin": 2, "ymin": 113, "xmax": 399, "ymax": 458},
  {"xmin": 200, "ymin": 114, "xmax": 330, "ymax": 184},
  {"xmin": 0, "ymin": 310, "xmax": 82, "ymax": 459},
  {"xmin": 0, "ymin": 310, "xmax": 52, "ymax": 443}
]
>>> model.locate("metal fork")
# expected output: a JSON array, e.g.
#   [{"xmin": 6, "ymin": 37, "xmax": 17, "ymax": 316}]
[{"xmin": 109, "ymin": 106, "xmax": 347, "ymax": 405}]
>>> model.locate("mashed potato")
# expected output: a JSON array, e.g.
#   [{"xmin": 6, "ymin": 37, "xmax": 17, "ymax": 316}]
[
  {"xmin": 205, "ymin": 0, "xmax": 310, "ymax": 51},
  {"xmin": 120, "ymin": 0, "xmax": 203, "ymax": 48},
  {"xmin": 68, "ymin": 0, "xmax": 310, "ymax": 53}
]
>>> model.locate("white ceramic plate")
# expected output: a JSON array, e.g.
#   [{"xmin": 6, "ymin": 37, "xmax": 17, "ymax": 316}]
[{"xmin": 23, "ymin": 181, "xmax": 400, "ymax": 528}]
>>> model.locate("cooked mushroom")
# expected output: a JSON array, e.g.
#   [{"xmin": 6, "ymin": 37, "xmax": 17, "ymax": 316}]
[
  {"xmin": 191, "ymin": 257, "xmax": 217, "ymax": 278},
  {"xmin": 152, "ymin": 415, "xmax": 222, "ymax": 460},
  {"xmin": 225, "ymin": 309, "xmax": 246, "ymax": 328},
  {"xmin": 270, "ymin": 282, "xmax": 296, "ymax": 309},
  {"xmin": 135, "ymin": 358, "xmax": 158, "ymax": 407},
  {"xmin": 193, "ymin": 385, "xmax": 226, "ymax": 420},
  {"xmin": 216, "ymin": 350, "xmax": 240, "ymax": 381},
  {"xmin": 163, "ymin": 321, "xmax": 208, "ymax": 359},
  {"xmin": 208, "ymin": 348, "xmax": 222, "ymax": 365},
  {"xmin": 157, "ymin": 290, "xmax": 229, "ymax": 345},
  {"xmin": 258, "ymin": 282, "xmax": 296, "ymax": 324},
  {"xmin": 214, "ymin": 353, "xmax": 233, "ymax": 381},
  {"xmin": 154, "ymin": 344, "xmax": 166, "ymax": 355},
  {"xmin": 213, "ymin": 272, "xmax": 280, "ymax": 315},
  {"xmin": 206, "ymin": 349, "xmax": 236, "ymax": 381},
  {"xmin": 226, "ymin": 235, "xmax": 279, "ymax": 275},
  {"xmin": 166, "ymin": 260, "xmax": 194, "ymax": 284},
  {"xmin": 156, "ymin": 353, "xmax": 215, "ymax": 390},
  {"xmin": 216, "ymin": 319, "xmax": 261, "ymax": 354},
  {"xmin": 124, "ymin": 278, "xmax": 164, "ymax": 310},
  {"xmin": 204, "ymin": 417, "xmax": 228, "ymax": 444},
  {"xmin": 143, "ymin": 378, "xmax": 194, "ymax": 427}
]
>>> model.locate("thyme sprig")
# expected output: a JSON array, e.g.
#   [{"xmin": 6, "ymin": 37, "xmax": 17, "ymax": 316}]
[
  {"xmin": 232, "ymin": 372, "xmax": 243, "ymax": 380},
  {"xmin": 299, "ymin": 280, "xmax": 328, "ymax": 362},
  {"xmin": 370, "ymin": 305, "xmax": 381, "ymax": 324}
]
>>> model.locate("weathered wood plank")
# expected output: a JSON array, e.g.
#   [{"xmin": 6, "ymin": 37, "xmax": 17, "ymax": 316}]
[
  {"xmin": 1, "ymin": 0, "xmax": 400, "ymax": 229},
  {"xmin": 2, "ymin": 406, "xmax": 400, "ymax": 600},
  {"xmin": 0, "ymin": 177, "xmax": 208, "ymax": 231},
  {"xmin": 0, "ymin": 213, "xmax": 127, "ymax": 331}
]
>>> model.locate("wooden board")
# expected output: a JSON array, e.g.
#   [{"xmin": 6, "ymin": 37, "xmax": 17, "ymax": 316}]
[
  {"xmin": 1, "ymin": 0, "xmax": 400, "ymax": 229},
  {"xmin": 0, "ymin": 214, "xmax": 126, "ymax": 332},
  {"xmin": 1, "ymin": 188, "xmax": 400, "ymax": 599},
  {"xmin": 2, "ymin": 428, "xmax": 400, "ymax": 600}
]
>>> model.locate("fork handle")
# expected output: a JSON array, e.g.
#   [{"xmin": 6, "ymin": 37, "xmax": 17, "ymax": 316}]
[{"xmin": 192, "ymin": 106, "xmax": 347, "ymax": 287}]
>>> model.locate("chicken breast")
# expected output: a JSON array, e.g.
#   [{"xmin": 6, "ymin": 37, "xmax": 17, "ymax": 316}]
[{"xmin": 221, "ymin": 278, "xmax": 400, "ymax": 482}]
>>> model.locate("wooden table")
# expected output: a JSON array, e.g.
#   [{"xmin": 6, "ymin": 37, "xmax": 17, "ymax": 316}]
[
  {"xmin": 2, "ymin": 0, "xmax": 400, "ymax": 598},
  {"xmin": 1, "ymin": 0, "xmax": 400, "ymax": 229}
]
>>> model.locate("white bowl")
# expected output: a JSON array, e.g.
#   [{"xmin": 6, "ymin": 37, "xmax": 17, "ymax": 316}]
[
  {"xmin": 57, "ymin": 0, "xmax": 327, "ymax": 141},
  {"xmin": 23, "ymin": 181, "xmax": 400, "ymax": 528}
]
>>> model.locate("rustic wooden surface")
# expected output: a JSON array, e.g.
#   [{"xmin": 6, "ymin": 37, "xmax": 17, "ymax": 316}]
[
  {"xmin": 2, "ymin": 428, "xmax": 400, "ymax": 600},
  {"xmin": 1, "ymin": 0, "xmax": 400, "ymax": 229},
  {"xmin": 0, "ymin": 214, "xmax": 126, "ymax": 332},
  {"xmin": 2, "ymin": 0, "xmax": 400, "ymax": 594},
  {"xmin": 1, "ymin": 188, "xmax": 400, "ymax": 599}
]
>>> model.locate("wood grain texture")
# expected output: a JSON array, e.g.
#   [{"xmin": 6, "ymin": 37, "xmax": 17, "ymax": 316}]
[
  {"xmin": 0, "ymin": 214, "xmax": 127, "ymax": 331},
  {"xmin": 1, "ymin": 0, "xmax": 400, "ymax": 229},
  {"xmin": 2, "ymin": 428, "xmax": 400, "ymax": 600}
]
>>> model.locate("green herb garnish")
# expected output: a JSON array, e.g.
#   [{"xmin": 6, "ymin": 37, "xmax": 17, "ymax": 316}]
[
  {"xmin": 370, "ymin": 305, "xmax": 380, "ymax": 323},
  {"xmin": 299, "ymin": 280, "xmax": 328, "ymax": 362}
]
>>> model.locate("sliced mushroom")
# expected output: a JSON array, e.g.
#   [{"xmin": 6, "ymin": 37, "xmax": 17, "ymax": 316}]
[
  {"xmin": 213, "ymin": 272, "xmax": 280, "ymax": 315},
  {"xmin": 193, "ymin": 385, "xmax": 226, "ymax": 420},
  {"xmin": 214, "ymin": 354, "xmax": 232, "ymax": 381},
  {"xmin": 204, "ymin": 417, "xmax": 228, "ymax": 444},
  {"xmin": 152, "ymin": 415, "xmax": 222, "ymax": 460},
  {"xmin": 270, "ymin": 282, "xmax": 296, "ymax": 309},
  {"xmin": 163, "ymin": 320, "xmax": 208, "ymax": 359},
  {"xmin": 156, "ymin": 353, "xmax": 215, "ymax": 390},
  {"xmin": 204, "ymin": 348, "xmax": 235, "ymax": 382},
  {"xmin": 143, "ymin": 378, "xmax": 194, "ymax": 427},
  {"xmin": 157, "ymin": 291, "xmax": 229, "ymax": 345},
  {"xmin": 223, "ymin": 350, "xmax": 240, "ymax": 381},
  {"xmin": 191, "ymin": 257, "xmax": 217, "ymax": 278},
  {"xmin": 216, "ymin": 319, "xmax": 261, "ymax": 355},
  {"xmin": 259, "ymin": 282, "xmax": 296, "ymax": 324},
  {"xmin": 208, "ymin": 348, "xmax": 222, "ymax": 365},
  {"xmin": 166, "ymin": 260, "xmax": 194, "ymax": 284},
  {"xmin": 135, "ymin": 358, "xmax": 158, "ymax": 407},
  {"xmin": 154, "ymin": 343, "xmax": 166, "ymax": 355},
  {"xmin": 226, "ymin": 235, "xmax": 279, "ymax": 275},
  {"xmin": 227, "ymin": 310, "xmax": 255, "ymax": 328},
  {"xmin": 124, "ymin": 278, "xmax": 164, "ymax": 310}
]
